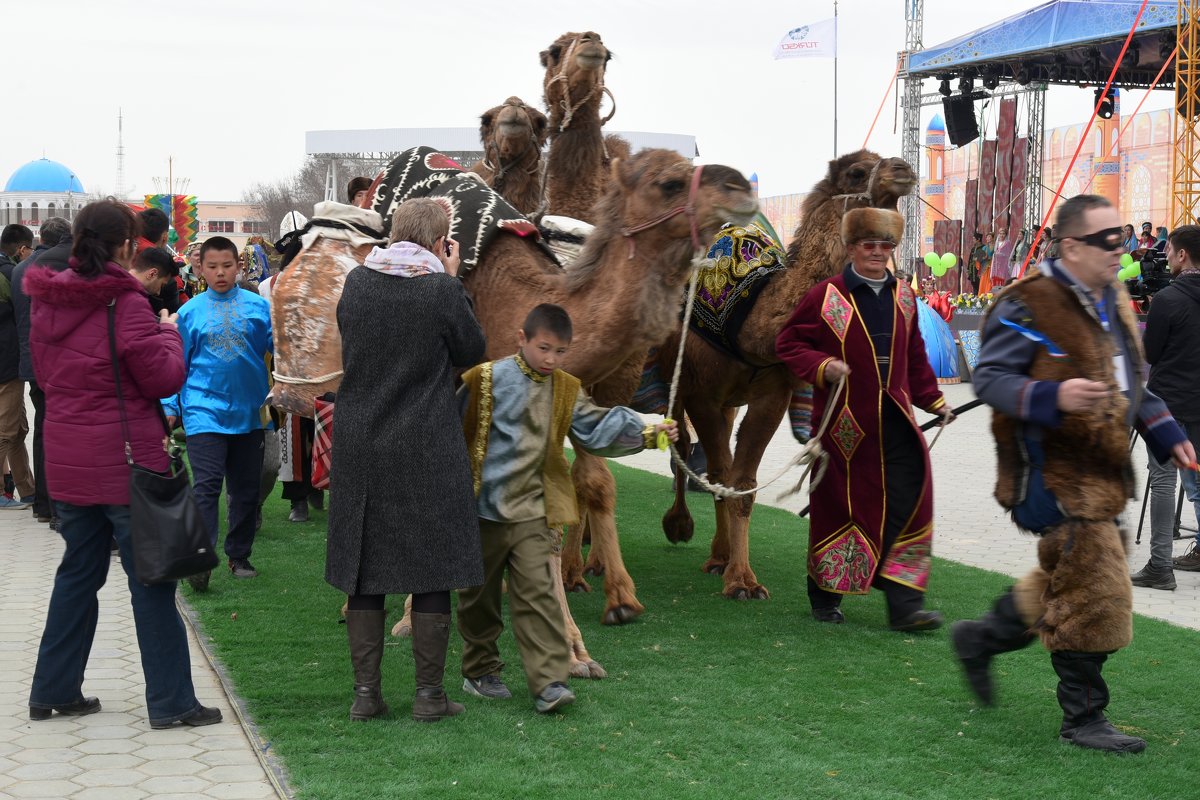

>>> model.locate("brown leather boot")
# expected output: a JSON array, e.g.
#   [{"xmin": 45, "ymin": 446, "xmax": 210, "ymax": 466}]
[
  {"xmin": 345, "ymin": 610, "xmax": 389, "ymax": 721},
  {"xmin": 410, "ymin": 612, "xmax": 465, "ymax": 722}
]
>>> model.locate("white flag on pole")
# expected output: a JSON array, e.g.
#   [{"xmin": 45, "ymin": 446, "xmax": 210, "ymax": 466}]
[{"xmin": 773, "ymin": 18, "xmax": 837, "ymax": 59}]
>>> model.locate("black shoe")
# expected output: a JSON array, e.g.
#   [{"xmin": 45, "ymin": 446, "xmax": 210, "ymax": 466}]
[
  {"xmin": 1061, "ymin": 718, "xmax": 1147, "ymax": 753},
  {"xmin": 890, "ymin": 609, "xmax": 944, "ymax": 632},
  {"xmin": 308, "ymin": 491, "xmax": 325, "ymax": 511},
  {"xmin": 1174, "ymin": 542, "xmax": 1200, "ymax": 572},
  {"xmin": 288, "ymin": 499, "xmax": 309, "ymax": 523},
  {"xmin": 951, "ymin": 620, "xmax": 995, "ymax": 705},
  {"xmin": 30, "ymin": 697, "xmax": 101, "ymax": 720},
  {"xmin": 186, "ymin": 570, "xmax": 212, "ymax": 592},
  {"xmin": 150, "ymin": 704, "xmax": 223, "ymax": 730},
  {"xmin": 811, "ymin": 606, "xmax": 845, "ymax": 624},
  {"xmin": 1130, "ymin": 563, "xmax": 1176, "ymax": 590},
  {"xmin": 229, "ymin": 558, "xmax": 258, "ymax": 578},
  {"xmin": 35, "ymin": 513, "xmax": 51, "ymax": 524},
  {"xmin": 49, "ymin": 516, "xmax": 60, "ymax": 531}
]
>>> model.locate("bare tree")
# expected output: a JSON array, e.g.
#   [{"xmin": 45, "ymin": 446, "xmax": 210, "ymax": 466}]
[{"xmin": 243, "ymin": 154, "xmax": 384, "ymax": 238}]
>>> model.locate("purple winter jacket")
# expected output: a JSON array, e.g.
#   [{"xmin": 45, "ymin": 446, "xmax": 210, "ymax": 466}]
[{"xmin": 25, "ymin": 262, "xmax": 185, "ymax": 506}]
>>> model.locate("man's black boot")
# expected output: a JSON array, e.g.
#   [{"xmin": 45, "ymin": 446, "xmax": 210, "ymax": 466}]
[
  {"xmin": 1052, "ymin": 651, "xmax": 1145, "ymax": 753},
  {"xmin": 950, "ymin": 588, "xmax": 1035, "ymax": 705}
]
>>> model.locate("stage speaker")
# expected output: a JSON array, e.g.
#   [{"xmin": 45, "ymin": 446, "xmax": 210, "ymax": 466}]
[{"xmin": 942, "ymin": 95, "xmax": 980, "ymax": 147}]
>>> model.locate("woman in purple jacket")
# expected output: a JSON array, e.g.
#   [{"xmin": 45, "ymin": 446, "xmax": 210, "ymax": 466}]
[{"xmin": 25, "ymin": 201, "xmax": 222, "ymax": 730}]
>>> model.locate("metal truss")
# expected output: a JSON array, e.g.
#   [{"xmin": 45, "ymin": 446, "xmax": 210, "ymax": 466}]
[
  {"xmin": 1172, "ymin": 1, "xmax": 1200, "ymax": 227},
  {"xmin": 899, "ymin": 0, "xmax": 925, "ymax": 274}
]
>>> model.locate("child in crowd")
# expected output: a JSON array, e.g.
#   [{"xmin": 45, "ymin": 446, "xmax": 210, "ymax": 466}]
[
  {"xmin": 457, "ymin": 303, "xmax": 677, "ymax": 713},
  {"xmin": 164, "ymin": 236, "xmax": 272, "ymax": 590}
]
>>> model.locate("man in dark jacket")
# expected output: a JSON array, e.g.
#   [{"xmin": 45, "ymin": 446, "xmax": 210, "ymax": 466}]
[
  {"xmin": 137, "ymin": 208, "xmax": 180, "ymax": 314},
  {"xmin": 0, "ymin": 224, "xmax": 36, "ymax": 509},
  {"xmin": 12, "ymin": 218, "xmax": 71, "ymax": 522},
  {"xmin": 1135, "ymin": 224, "xmax": 1200, "ymax": 581}
]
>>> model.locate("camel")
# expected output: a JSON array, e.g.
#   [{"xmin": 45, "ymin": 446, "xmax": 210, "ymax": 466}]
[
  {"xmin": 363, "ymin": 147, "xmax": 754, "ymax": 673},
  {"xmin": 640, "ymin": 150, "xmax": 915, "ymax": 602},
  {"xmin": 540, "ymin": 31, "xmax": 630, "ymax": 222},
  {"xmin": 468, "ymin": 97, "xmax": 548, "ymax": 218}
]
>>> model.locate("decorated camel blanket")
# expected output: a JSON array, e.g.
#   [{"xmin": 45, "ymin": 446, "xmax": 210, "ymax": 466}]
[{"xmin": 369, "ymin": 146, "xmax": 550, "ymax": 269}]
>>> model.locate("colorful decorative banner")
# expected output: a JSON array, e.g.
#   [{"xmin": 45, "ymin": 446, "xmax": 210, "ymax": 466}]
[{"xmin": 143, "ymin": 193, "xmax": 198, "ymax": 250}]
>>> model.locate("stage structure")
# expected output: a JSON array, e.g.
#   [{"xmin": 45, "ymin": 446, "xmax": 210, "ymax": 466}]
[
  {"xmin": 900, "ymin": 0, "xmax": 1179, "ymax": 277},
  {"xmin": 1174, "ymin": 0, "xmax": 1200, "ymax": 226}
]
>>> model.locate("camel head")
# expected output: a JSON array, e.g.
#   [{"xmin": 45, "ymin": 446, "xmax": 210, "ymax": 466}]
[
  {"xmin": 868, "ymin": 157, "xmax": 916, "ymax": 209},
  {"xmin": 479, "ymin": 97, "xmax": 548, "ymax": 164},
  {"xmin": 570, "ymin": 149, "xmax": 756, "ymax": 290},
  {"xmin": 541, "ymin": 31, "xmax": 612, "ymax": 127}
]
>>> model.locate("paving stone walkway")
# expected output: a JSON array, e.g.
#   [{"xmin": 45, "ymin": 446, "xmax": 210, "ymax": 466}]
[{"xmin": 0, "ymin": 511, "xmax": 284, "ymax": 800}]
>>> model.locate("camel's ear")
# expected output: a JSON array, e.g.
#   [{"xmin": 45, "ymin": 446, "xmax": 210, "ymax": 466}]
[
  {"xmin": 610, "ymin": 157, "xmax": 637, "ymax": 190},
  {"xmin": 529, "ymin": 107, "xmax": 549, "ymax": 146},
  {"xmin": 540, "ymin": 45, "xmax": 562, "ymax": 68},
  {"xmin": 479, "ymin": 110, "xmax": 494, "ymax": 143}
]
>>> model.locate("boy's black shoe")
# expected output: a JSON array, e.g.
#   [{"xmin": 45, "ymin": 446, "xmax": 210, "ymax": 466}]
[
  {"xmin": 229, "ymin": 558, "xmax": 258, "ymax": 578},
  {"xmin": 463, "ymin": 674, "xmax": 513, "ymax": 700},
  {"xmin": 30, "ymin": 697, "xmax": 101, "ymax": 720}
]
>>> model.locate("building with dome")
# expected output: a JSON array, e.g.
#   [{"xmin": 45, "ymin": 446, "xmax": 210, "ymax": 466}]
[{"xmin": 1, "ymin": 158, "xmax": 88, "ymax": 233}]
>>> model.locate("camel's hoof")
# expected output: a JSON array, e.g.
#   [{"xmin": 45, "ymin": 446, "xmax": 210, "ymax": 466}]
[
  {"xmin": 584, "ymin": 564, "xmax": 606, "ymax": 577},
  {"xmin": 602, "ymin": 605, "xmax": 641, "ymax": 626},
  {"xmin": 704, "ymin": 562, "xmax": 728, "ymax": 576},
  {"xmin": 391, "ymin": 621, "xmax": 412, "ymax": 638},
  {"xmin": 750, "ymin": 587, "xmax": 770, "ymax": 600},
  {"xmin": 724, "ymin": 586, "xmax": 770, "ymax": 601},
  {"xmin": 566, "ymin": 580, "xmax": 591, "ymax": 593},
  {"xmin": 569, "ymin": 660, "xmax": 608, "ymax": 680},
  {"xmin": 730, "ymin": 587, "xmax": 749, "ymax": 600}
]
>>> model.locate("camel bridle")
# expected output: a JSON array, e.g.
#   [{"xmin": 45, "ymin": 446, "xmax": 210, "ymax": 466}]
[
  {"xmin": 545, "ymin": 35, "xmax": 617, "ymax": 134},
  {"xmin": 619, "ymin": 165, "xmax": 706, "ymax": 260}
]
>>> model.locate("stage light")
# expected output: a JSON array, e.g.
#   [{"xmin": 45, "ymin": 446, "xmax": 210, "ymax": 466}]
[
  {"xmin": 1095, "ymin": 87, "xmax": 1116, "ymax": 119},
  {"xmin": 1015, "ymin": 66, "xmax": 1032, "ymax": 85},
  {"xmin": 959, "ymin": 76, "xmax": 974, "ymax": 94},
  {"xmin": 1160, "ymin": 31, "xmax": 1176, "ymax": 60},
  {"xmin": 939, "ymin": 78, "xmax": 952, "ymax": 97},
  {"xmin": 983, "ymin": 69, "xmax": 1000, "ymax": 90}
]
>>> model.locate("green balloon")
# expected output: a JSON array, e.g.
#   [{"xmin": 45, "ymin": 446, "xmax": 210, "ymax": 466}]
[
  {"xmin": 940, "ymin": 253, "xmax": 958, "ymax": 269},
  {"xmin": 1117, "ymin": 267, "xmax": 1131, "ymax": 281},
  {"xmin": 924, "ymin": 252, "xmax": 939, "ymax": 268},
  {"xmin": 1119, "ymin": 253, "xmax": 1134, "ymax": 268},
  {"xmin": 1129, "ymin": 262, "xmax": 1142, "ymax": 278},
  {"xmin": 931, "ymin": 264, "xmax": 947, "ymax": 277}
]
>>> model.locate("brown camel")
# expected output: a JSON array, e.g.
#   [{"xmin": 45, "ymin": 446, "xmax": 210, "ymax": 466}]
[
  {"xmin": 643, "ymin": 150, "xmax": 915, "ymax": 602},
  {"xmin": 468, "ymin": 97, "xmax": 548, "ymax": 218},
  {"xmin": 541, "ymin": 31, "xmax": 630, "ymax": 222}
]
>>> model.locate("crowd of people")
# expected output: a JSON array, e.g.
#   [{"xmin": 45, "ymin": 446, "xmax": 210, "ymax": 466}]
[{"xmin": 6, "ymin": 185, "xmax": 1198, "ymax": 753}]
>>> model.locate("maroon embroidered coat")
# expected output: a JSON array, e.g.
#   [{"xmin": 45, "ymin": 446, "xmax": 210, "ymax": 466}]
[{"xmin": 775, "ymin": 269, "xmax": 946, "ymax": 595}]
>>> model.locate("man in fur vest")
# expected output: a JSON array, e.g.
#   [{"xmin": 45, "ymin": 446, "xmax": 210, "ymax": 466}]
[
  {"xmin": 955, "ymin": 194, "xmax": 1196, "ymax": 754},
  {"xmin": 777, "ymin": 208, "xmax": 952, "ymax": 631}
]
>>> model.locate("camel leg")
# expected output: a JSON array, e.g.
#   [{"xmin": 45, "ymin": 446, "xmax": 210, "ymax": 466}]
[
  {"xmin": 390, "ymin": 594, "xmax": 414, "ymax": 637},
  {"xmin": 685, "ymin": 400, "xmax": 736, "ymax": 577},
  {"xmin": 662, "ymin": 404, "xmax": 695, "ymax": 544},
  {"xmin": 561, "ymin": 517, "xmax": 591, "ymax": 593},
  {"xmin": 715, "ymin": 388, "xmax": 790, "ymax": 600},
  {"xmin": 573, "ymin": 451, "xmax": 644, "ymax": 625},
  {"xmin": 549, "ymin": 550, "xmax": 607, "ymax": 679}
]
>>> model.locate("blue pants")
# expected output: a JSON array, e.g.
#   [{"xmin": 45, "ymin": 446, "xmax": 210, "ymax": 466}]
[
  {"xmin": 187, "ymin": 430, "xmax": 264, "ymax": 560},
  {"xmin": 30, "ymin": 503, "xmax": 202, "ymax": 726},
  {"xmin": 1012, "ymin": 438, "xmax": 1066, "ymax": 533}
]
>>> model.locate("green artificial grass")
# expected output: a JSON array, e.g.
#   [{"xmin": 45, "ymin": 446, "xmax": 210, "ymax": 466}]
[{"xmin": 184, "ymin": 461, "xmax": 1199, "ymax": 800}]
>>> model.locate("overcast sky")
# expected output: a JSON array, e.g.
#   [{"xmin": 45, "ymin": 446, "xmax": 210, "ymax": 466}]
[{"xmin": 3, "ymin": 0, "xmax": 1174, "ymax": 203}]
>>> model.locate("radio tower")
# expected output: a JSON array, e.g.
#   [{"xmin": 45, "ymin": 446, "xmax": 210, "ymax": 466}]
[{"xmin": 115, "ymin": 109, "xmax": 127, "ymax": 200}]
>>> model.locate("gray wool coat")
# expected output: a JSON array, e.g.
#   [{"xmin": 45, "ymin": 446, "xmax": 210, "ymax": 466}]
[{"xmin": 325, "ymin": 267, "xmax": 487, "ymax": 596}]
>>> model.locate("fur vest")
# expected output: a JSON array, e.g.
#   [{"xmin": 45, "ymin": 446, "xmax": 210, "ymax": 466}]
[{"xmin": 990, "ymin": 273, "xmax": 1143, "ymax": 520}]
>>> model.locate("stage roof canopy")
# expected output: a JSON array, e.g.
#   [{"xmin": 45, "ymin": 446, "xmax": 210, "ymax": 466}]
[{"xmin": 907, "ymin": 0, "xmax": 1178, "ymax": 90}]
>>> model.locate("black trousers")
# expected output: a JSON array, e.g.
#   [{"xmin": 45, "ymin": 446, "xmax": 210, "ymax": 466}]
[
  {"xmin": 28, "ymin": 380, "xmax": 52, "ymax": 517},
  {"xmin": 809, "ymin": 402, "xmax": 927, "ymax": 621},
  {"xmin": 188, "ymin": 430, "xmax": 264, "ymax": 560}
]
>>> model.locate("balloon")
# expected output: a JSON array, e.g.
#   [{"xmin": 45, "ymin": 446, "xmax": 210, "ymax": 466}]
[
  {"xmin": 924, "ymin": 252, "xmax": 939, "ymax": 268},
  {"xmin": 1117, "ymin": 267, "xmax": 1131, "ymax": 281},
  {"xmin": 1119, "ymin": 253, "xmax": 1134, "ymax": 268},
  {"xmin": 932, "ymin": 264, "xmax": 947, "ymax": 277},
  {"xmin": 1129, "ymin": 262, "xmax": 1142, "ymax": 278},
  {"xmin": 940, "ymin": 253, "xmax": 958, "ymax": 269}
]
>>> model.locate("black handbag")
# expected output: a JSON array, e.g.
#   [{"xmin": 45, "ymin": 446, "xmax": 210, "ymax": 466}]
[{"xmin": 107, "ymin": 301, "xmax": 217, "ymax": 585}]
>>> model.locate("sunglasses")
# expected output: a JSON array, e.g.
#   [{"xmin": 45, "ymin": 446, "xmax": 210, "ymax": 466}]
[
  {"xmin": 1063, "ymin": 227, "xmax": 1125, "ymax": 252},
  {"xmin": 858, "ymin": 240, "xmax": 896, "ymax": 253}
]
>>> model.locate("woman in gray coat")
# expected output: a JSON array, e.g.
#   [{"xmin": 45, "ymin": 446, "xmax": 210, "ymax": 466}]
[{"xmin": 326, "ymin": 198, "xmax": 486, "ymax": 723}]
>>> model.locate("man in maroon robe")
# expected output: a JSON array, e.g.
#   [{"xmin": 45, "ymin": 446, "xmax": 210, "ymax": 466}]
[{"xmin": 776, "ymin": 208, "xmax": 953, "ymax": 631}]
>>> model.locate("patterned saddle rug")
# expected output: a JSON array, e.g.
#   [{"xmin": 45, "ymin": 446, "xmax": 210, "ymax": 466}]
[
  {"xmin": 689, "ymin": 222, "xmax": 788, "ymax": 359},
  {"xmin": 368, "ymin": 146, "xmax": 552, "ymax": 270}
]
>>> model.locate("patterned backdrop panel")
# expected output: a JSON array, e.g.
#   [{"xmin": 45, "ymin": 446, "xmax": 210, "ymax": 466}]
[
  {"xmin": 994, "ymin": 98, "xmax": 1017, "ymax": 234},
  {"xmin": 979, "ymin": 139, "xmax": 997, "ymax": 234}
]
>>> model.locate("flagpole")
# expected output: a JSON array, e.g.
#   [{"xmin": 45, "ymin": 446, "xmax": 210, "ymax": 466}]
[{"xmin": 833, "ymin": 0, "xmax": 839, "ymax": 158}]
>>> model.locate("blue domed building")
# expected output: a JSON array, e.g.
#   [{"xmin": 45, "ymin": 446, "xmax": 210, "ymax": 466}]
[{"xmin": 1, "ymin": 158, "xmax": 88, "ymax": 232}]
